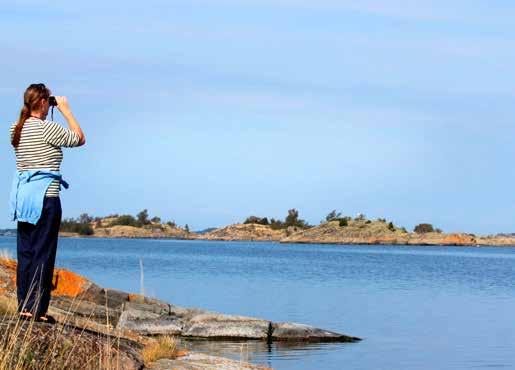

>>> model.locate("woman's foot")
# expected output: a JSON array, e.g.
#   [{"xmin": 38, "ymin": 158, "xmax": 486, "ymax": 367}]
[
  {"xmin": 36, "ymin": 314, "xmax": 56, "ymax": 324},
  {"xmin": 19, "ymin": 310, "xmax": 33, "ymax": 320}
]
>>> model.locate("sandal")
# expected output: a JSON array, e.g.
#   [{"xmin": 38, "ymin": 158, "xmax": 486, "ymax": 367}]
[
  {"xmin": 36, "ymin": 314, "xmax": 56, "ymax": 324},
  {"xmin": 19, "ymin": 311, "xmax": 33, "ymax": 321}
]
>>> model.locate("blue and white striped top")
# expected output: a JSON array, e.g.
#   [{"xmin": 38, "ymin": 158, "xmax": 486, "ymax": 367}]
[{"xmin": 10, "ymin": 117, "xmax": 80, "ymax": 197}]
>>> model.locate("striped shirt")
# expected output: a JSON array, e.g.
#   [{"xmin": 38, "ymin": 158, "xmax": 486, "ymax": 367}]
[{"xmin": 10, "ymin": 117, "xmax": 80, "ymax": 197}]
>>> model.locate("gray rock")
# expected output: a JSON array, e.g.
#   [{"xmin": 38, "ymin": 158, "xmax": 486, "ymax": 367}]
[
  {"xmin": 271, "ymin": 322, "xmax": 360, "ymax": 342},
  {"xmin": 117, "ymin": 303, "xmax": 182, "ymax": 335},
  {"xmin": 182, "ymin": 313, "xmax": 271, "ymax": 339}
]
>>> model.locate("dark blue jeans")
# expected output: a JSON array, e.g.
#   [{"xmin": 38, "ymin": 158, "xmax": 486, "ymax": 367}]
[{"xmin": 16, "ymin": 197, "xmax": 62, "ymax": 316}]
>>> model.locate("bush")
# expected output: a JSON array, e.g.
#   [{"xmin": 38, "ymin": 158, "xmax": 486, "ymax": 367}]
[
  {"xmin": 60, "ymin": 218, "xmax": 94, "ymax": 235},
  {"xmin": 325, "ymin": 210, "xmax": 343, "ymax": 222},
  {"xmin": 338, "ymin": 218, "xmax": 348, "ymax": 227},
  {"xmin": 137, "ymin": 209, "xmax": 151, "ymax": 226},
  {"xmin": 414, "ymin": 223, "xmax": 434, "ymax": 234},
  {"xmin": 244, "ymin": 216, "xmax": 269, "ymax": 225},
  {"xmin": 110, "ymin": 215, "xmax": 138, "ymax": 227},
  {"xmin": 388, "ymin": 222, "xmax": 395, "ymax": 231}
]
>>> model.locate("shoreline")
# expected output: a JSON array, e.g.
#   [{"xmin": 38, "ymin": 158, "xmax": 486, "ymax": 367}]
[{"xmin": 2, "ymin": 233, "xmax": 513, "ymax": 248}]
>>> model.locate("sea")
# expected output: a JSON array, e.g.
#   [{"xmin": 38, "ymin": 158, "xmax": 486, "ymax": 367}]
[{"xmin": 0, "ymin": 236, "xmax": 514, "ymax": 370}]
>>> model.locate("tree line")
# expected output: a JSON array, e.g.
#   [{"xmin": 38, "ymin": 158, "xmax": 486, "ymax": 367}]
[{"xmin": 60, "ymin": 209, "xmax": 178, "ymax": 236}]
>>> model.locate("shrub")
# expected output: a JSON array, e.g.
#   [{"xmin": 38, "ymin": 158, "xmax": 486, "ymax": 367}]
[
  {"xmin": 388, "ymin": 222, "xmax": 395, "ymax": 231},
  {"xmin": 325, "ymin": 210, "xmax": 343, "ymax": 222},
  {"xmin": 414, "ymin": 223, "xmax": 434, "ymax": 234},
  {"xmin": 339, "ymin": 218, "xmax": 348, "ymax": 227},
  {"xmin": 60, "ymin": 218, "xmax": 95, "ymax": 235},
  {"xmin": 137, "ymin": 209, "xmax": 150, "ymax": 226},
  {"xmin": 244, "ymin": 216, "xmax": 269, "ymax": 225},
  {"xmin": 110, "ymin": 215, "xmax": 138, "ymax": 227},
  {"xmin": 284, "ymin": 209, "xmax": 310, "ymax": 229},
  {"xmin": 166, "ymin": 221, "xmax": 176, "ymax": 227}
]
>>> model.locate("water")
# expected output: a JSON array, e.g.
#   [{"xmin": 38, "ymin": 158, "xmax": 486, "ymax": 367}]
[{"xmin": 1, "ymin": 236, "xmax": 514, "ymax": 370}]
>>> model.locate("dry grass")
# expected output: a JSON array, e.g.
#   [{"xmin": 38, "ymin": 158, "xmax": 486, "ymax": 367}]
[
  {"xmin": 0, "ymin": 295, "xmax": 17, "ymax": 316},
  {"xmin": 142, "ymin": 335, "xmax": 183, "ymax": 364},
  {"xmin": 0, "ymin": 283, "xmax": 128, "ymax": 370}
]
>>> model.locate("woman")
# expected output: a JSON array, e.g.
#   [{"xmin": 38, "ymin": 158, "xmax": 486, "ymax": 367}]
[{"xmin": 9, "ymin": 83, "xmax": 85, "ymax": 323}]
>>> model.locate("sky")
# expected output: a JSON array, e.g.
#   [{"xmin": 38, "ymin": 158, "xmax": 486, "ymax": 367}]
[{"xmin": 1, "ymin": 1, "xmax": 515, "ymax": 234}]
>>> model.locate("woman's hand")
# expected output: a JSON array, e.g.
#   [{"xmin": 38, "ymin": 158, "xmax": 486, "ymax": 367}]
[
  {"xmin": 54, "ymin": 96, "xmax": 86, "ymax": 146},
  {"xmin": 55, "ymin": 96, "xmax": 72, "ymax": 115}
]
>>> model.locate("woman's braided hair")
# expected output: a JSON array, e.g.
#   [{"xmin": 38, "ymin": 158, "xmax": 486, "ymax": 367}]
[{"xmin": 11, "ymin": 83, "xmax": 51, "ymax": 148}]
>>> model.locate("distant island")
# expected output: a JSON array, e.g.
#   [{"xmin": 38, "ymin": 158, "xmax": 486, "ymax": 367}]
[
  {"xmin": 0, "ymin": 229, "xmax": 16, "ymax": 237},
  {"xmin": 51, "ymin": 209, "xmax": 515, "ymax": 247}
]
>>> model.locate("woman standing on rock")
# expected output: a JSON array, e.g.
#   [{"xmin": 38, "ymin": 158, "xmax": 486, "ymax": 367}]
[{"xmin": 9, "ymin": 83, "xmax": 85, "ymax": 323}]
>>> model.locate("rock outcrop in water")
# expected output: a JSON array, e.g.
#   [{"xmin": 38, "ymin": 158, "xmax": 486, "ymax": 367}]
[
  {"xmin": 0, "ymin": 258, "xmax": 360, "ymax": 369},
  {"xmin": 199, "ymin": 220, "xmax": 515, "ymax": 247},
  {"xmin": 57, "ymin": 213, "xmax": 515, "ymax": 246},
  {"xmin": 189, "ymin": 223, "xmax": 287, "ymax": 241}
]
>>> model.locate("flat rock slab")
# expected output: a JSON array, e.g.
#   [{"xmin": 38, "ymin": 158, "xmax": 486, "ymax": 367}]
[
  {"xmin": 182, "ymin": 313, "xmax": 271, "ymax": 339},
  {"xmin": 272, "ymin": 322, "xmax": 360, "ymax": 342}
]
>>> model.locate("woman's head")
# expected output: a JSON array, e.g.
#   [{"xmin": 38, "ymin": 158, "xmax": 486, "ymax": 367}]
[{"xmin": 11, "ymin": 83, "xmax": 52, "ymax": 148}]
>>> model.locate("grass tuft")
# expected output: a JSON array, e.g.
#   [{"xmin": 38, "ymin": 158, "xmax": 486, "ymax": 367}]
[
  {"xmin": 142, "ymin": 335, "xmax": 183, "ymax": 364},
  {"xmin": 0, "ymin": 295, "xmax": 17, "ymax": 316}
]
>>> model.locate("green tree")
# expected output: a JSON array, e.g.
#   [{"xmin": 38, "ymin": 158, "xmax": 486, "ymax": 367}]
[
  {"xmin": 388, "ymin": 222, "xmax": 395, "ymax": 231},
  {"xmin": 137, "ymin": 209, "xmax": 150, "ymax": 226},
  {"xmin": 325, "ymin": 210, "xmax": 342, "ymax": 222},
  {"xmin": 185, "ymin": 224, "xmax": 190, "ymax": 233},
  {"xmin": 244, "ymin": 216, "xmax": 270, "ymax": 225},
  {"xmin": 110, "ymin": 215, "xmax": 137, "ymax": 227},
  {"xmin": 284, "ymin": 209, "xmax": 309, "ymax": 228},
  {"xmin": 414, "ymin": 223, "xmax": 434, "ymax": 234},
  {"xmin": 151, "ymin": 216, "xmax": 161, "ymax": 223}
]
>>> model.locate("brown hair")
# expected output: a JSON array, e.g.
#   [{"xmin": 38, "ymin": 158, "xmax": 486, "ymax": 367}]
[{"xmin": 11, "ymin": 83, "xmax": 51, "ymax": 148}]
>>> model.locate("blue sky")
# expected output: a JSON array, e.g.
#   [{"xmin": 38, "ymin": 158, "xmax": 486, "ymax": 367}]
[{"xmin": 1, "ymin": 1, "xmax": 515, "ymax": 234}]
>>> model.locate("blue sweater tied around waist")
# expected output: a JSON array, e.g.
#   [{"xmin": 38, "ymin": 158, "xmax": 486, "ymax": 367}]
[{"xmin": 9, "ymin": 170, "xmax": 69, "ymax": 225}]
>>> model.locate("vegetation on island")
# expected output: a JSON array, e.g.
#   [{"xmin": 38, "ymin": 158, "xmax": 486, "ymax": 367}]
[
  {"xmin": 414, "ymin": 223, "xmax": 442, "ymax": 234},
  {"xmin": 244, "ymin": 208, "xmax": 311, "ymax": 229},
  {"xmin": 60, "ymin": 209, "xmax": 178, "ymax": 236}
]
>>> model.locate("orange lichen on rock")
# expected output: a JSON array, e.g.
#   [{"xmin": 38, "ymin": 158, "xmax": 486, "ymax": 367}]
[
  {"xmin": 175, "ymin": 349, "xmax": 189, "ymax": 357},
  {"xmin": 442, "ymin": 233, "xmax": 476, "ymax": 245},
  {"xmin": 0, "ymin": 258, "xmax": 88, "ymax": 298},
  {"xmin": 128, "ymin": 293, "xmax": 146, "ymax": 303},
  {"xmin": 0, "ymin": 258, "xmax": 17, "ymax": 273},
  {"xmin": 51, "ymin": 268, "xmax": 89, "ymax": 297}
]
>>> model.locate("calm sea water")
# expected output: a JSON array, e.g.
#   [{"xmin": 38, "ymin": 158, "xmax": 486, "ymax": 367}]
[{"xmin": 1, "ymin": 236, "xmax": 514, "ymax": 370}]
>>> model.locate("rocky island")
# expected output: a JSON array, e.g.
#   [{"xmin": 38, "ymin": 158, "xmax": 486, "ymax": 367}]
[
  {"xmin": 0, "ymin": 256, "xmax": 359, "ymax": 369},
  {"xmin": 55, "ymin": 209, "xmax": 515, "ymax": 247}
]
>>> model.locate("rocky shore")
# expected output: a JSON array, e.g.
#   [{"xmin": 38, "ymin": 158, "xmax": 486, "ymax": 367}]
[
  {"xmin": 55, "ymin": 214, "xmax": 515, "ymax": 247},
  {"xmin": 0, "ymin": 258, "xmax": 359, "ymax": 369}
]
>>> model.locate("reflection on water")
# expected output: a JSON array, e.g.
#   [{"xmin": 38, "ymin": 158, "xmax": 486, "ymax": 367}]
[{"xmin": 180, "ymin": 338, "xmax": 355, "ymax": 367}]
